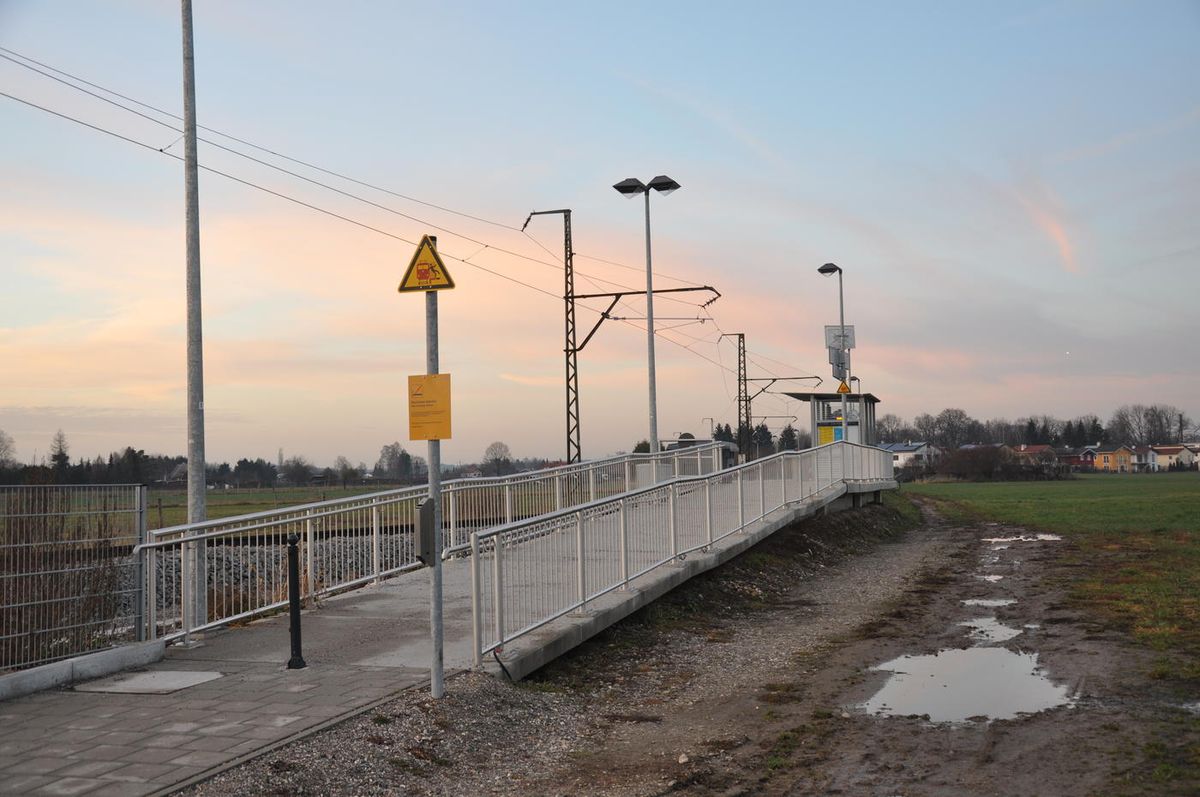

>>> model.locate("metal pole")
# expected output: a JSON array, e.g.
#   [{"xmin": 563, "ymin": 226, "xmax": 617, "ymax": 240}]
[
  {"xmin": 135, "ymin": 484, "xmax": 147, "ymax": 642},
  {"xmin": 838, "ymin": 270, "xmax": 848, "ymax": 443},
  {"xmin": 644, "ymin": 190, "xmax": 659, "ymax": 454},
  {"xmin": 426, "ymin": 273, "xmax": 445, "ymax": 699},
  {"xmin": 286, "ymin": 534, "xmax": 306, "ymax": 669},
  {"xmin": 181, "ymin": 0, "xmax": 207, "ymax": 630}
]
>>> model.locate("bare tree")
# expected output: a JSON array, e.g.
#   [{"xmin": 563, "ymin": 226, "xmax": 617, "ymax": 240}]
[
  {"xmin": 0, "ymin": 429, "xmax": 15, "ymax": 467},
  {"xmin": 334, "ymin": 455, "xmax": 357, "ymax": 488},
  {"xmin": 281, "ymin": 456, "xmax": 313, "ymax": 486},
  {"xmin": 483, "ymin": 442, "xmax": 514, "ymax": 476}
]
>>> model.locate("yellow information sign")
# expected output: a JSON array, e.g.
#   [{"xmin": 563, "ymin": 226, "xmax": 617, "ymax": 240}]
[
  {"xmin": 818, "ymin": 426, "xmax": 836, "ymax": 445},
  {"xmin": 836, "ymin": 379, "xmax": 851, "ymax": 394},
  {"xmin": 399, "ymin": 235, "xmax": 455, "ymax": 292},
  {"xmin": 408, "ymin": 374, "xmax": 452, "ymax": 440}
]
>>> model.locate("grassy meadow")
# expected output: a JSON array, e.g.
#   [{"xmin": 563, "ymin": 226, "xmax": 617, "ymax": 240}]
[
  {"xmin": 908, "ymin": 473, "xmax": 1200, "ymax": 675},
  {"xmin": 146, "ymin": 485, "xmax": 386, "ymax": 529}
]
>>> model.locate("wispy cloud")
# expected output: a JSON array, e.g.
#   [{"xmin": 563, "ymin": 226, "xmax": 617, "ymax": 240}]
[
  {"xmin": 1012, "ymin": 170, "xmax": 1080, "ymax": 275},
  {"xmin": 620, "ymin": 74, "xmax": 788, "ymax": 168},
  {"xmin": 1050, "ymin": 105, "xmax": 1200, "ymax": 164}
]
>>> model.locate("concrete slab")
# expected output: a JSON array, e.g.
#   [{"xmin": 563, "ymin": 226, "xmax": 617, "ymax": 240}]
[{"xmin": 75, "ymin": 671, "xmax": 224, "ymax": 695}]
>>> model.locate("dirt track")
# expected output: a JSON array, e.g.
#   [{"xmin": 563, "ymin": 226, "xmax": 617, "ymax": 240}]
[{"xmin": 191, "ymin": 499, "xmax": 1200, "ymax": 796}]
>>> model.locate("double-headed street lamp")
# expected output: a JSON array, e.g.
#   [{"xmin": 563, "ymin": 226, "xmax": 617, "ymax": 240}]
[
  {"xmin": 817, "ymin": 262, "xmax": 848, "ymax": 442},
  {"xmin": 614, "ymin": 175, "xmax": 681, "ymax": 455}
]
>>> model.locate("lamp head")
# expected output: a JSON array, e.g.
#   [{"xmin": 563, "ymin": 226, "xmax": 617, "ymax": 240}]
[
  {"xmin": 817, "ymin": 262, "xmax": 841, "ymax": 276},
  {"xmin": 613, "ymin": 178, "xmax": 647, "ymax": 197},
  {"xmin": 647, "ymin": 175, "xmax": 681, "ymax": 194}
]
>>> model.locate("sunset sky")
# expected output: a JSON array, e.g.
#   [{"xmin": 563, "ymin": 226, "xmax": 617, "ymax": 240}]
[{"xmin": 2, "ymin": 1, "xmax": 1198, "ymax": 467}]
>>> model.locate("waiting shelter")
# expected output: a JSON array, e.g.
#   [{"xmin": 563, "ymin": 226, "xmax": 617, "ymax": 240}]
[{"xmin": 785, "ymin": 391, "xmax": 880, "ymax": 446}]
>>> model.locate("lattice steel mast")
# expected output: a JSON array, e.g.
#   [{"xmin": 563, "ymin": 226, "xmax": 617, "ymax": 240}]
[{"xmin": 523, "ymin": 210, "xmax": 581, "ymax": 463}]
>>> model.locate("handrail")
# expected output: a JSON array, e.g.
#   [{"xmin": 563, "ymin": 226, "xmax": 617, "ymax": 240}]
[
  {"xmin": 150, "ymin": 441, "xmax": 732, "ymax": 540},
  {"xmin": 468, "ymin": 440, "xmax": 894, "ymax": 663}
]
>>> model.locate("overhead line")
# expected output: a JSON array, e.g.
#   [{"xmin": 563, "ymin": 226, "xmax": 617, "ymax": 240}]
[
  {"xmin": 1, "ymin": 89, "xmax": 735, "ymax": 378},
  {"xmin": 0, "ymin": 46, "xmax": 707, "ymax": 299}
]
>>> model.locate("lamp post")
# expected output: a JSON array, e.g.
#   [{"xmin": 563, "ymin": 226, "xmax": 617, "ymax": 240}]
[
  {"xmin": 614, "ymin": 175, "xmax": 681, "ymax": 455},
  {"xmin": 817, "ymin": 262, "xmax": 848, "ymax": 443}
]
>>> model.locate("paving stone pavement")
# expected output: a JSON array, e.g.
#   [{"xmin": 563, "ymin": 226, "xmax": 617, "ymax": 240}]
[{"xmin": 0, "ymin": 561, "xmax": 475, "ymax": 796}]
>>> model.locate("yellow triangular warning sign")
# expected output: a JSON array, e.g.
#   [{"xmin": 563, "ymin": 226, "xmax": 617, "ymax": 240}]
[
  {"xmin": 399, "ymin": 235, "xmax": 455, "ymax": 292},
  {"xmin": 836, "ymin": 379, "xmax": 851, "ymax": 394}
]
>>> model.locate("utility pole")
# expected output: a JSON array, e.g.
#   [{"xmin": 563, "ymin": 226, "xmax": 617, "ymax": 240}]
[
  {"xmin": 181, "ymin": 0, "xmax": 207, "ymax": 628},
  {"xmin": 523, "ymin": 210, "xmax": 580, "ymax": 463}
]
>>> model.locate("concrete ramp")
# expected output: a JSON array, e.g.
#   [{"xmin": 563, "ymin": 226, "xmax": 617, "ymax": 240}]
[{"xmin": 488, "ymin": 480, "xmax": 894, "ymax": 681}]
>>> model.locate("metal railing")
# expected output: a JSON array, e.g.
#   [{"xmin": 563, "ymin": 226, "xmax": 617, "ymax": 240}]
[
  {"xmin": 468, "ymin": 441, "xmax": 892, "ymax": 664},
  {"xmin": 0, "ymin": 484, "xmax": 147, "ymax": 672},
  {"xmin": 137, "ymin": 444, "xmax": 729, "ymax": 643}
]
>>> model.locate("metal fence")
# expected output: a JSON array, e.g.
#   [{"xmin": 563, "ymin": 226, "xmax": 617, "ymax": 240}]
[
  {"xmin": 137, "ymin": 443, "xmax": 729, "ymax": 644},
  {"xmin": 468, "ymin": 441, "xmax": 892, "ymax": 664},
  {"xmin": 0, "ymin": 484, "xmax": 147, "ymax": 672}
]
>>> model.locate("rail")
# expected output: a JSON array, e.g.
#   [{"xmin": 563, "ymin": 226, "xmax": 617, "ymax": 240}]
[
  {"xmin": 136, "ymin": 443, "xmax": 729, "ymax": 642},
  {"xmin": 468, "ymin": 440, "xmax": 892, "ymax": 664}
]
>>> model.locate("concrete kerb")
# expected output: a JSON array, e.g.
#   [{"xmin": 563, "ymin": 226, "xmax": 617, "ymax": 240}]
[
  {"xmin": 486, "ymin": 480, "xmax": 896, "ymax": 682},
  {"xmin": 0, "ymin": 640, "xmax": 165, "ymax": 702}
]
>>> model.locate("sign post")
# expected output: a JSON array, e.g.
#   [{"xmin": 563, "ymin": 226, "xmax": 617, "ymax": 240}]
[{"xmin": 400, "ymin": 235, "xmax": 455, "ymax": 699}]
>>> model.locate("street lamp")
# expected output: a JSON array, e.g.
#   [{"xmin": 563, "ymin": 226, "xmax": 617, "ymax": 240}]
[
  {"xmin": 817, "ymin": 262, "xmax": 848, "ymax": 442},
  {"xmin": 614, "ymin": 175, "xmax": 681, "ymax": 454}
]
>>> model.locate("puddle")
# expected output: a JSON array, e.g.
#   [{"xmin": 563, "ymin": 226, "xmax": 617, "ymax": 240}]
[
  {"xmin": 1183, "ymin": 702, "xmax": 1200, "ymax": 716},
  {"xmin": 860, "ymin": 648, "xmax": 1073, "ymax": 722},
  {"xmin": 976, "ymin": 574, "xmax": 1004, "ymax": 582},
  {"xmin": 1024, "ymin": 623, "xmax": 1041, "ymax": 630},
  {"xmin": 983, "ymin": 534, "xmax": 1062, "ymax": 543},
  {"xmin": 991, "ymin": 544, "xmax": 1010, "ymax": 550},
  {"xmin": 959, "ymin": 617, "xmax": 1023, "ymax": 643},
  {"xmin": 962, "ymin": 598, "xmax": 1016, "ymax": 607}
]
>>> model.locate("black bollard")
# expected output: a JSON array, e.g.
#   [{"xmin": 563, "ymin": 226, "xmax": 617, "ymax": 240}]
[{"xmin": 286, "ymin": 533, "xmax": 307, "ymax": 669}]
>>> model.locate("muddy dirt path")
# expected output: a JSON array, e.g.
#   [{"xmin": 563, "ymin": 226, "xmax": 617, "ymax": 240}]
[
  {"xmin": 520, "ymin": 500, "xmax": 1196, "ymax": 797},
  {"xmin": 189, "ymin": 499, "xmax": 1198, "ymax": 796}
]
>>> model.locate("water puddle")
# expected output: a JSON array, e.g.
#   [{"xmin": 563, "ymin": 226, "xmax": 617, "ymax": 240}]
[
  {"xmin": 860, "ymin": 648, "xmax": 1074, "ymax": 722},
  {"xmin": 983, "ymin": 534, "xmax": 1062, "ymax": 543},
  {"xmin": 976, "ymin": 574, "xmax": 1004, "ymax": 582},
  {"xmin": 962, "ymin": 598, "xmax": 1016, "ymax": 608},
  {"xmin": 959, "ymin": 617, "xmax": 1023, "ymax": 643},
  {"xmin": 991, "ymin": 544, "xmax": 1010, "ymax": 550}
]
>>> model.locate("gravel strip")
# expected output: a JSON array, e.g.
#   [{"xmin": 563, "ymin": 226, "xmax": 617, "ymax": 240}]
[{"xmin": 185, "ymin": 501, "xmax": 944, "ymax": 796}]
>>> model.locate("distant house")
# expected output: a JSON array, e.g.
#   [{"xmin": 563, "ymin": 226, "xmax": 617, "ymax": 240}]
[
  {"xmin": 1055, "ymin": 446, "xmax": 1097, "ymax": 471},
  {"xmin": 1150, "ymin": 445, "xmax": 1196, "ymax": 470},
  {"xmin": 878, "ymin": 442, "xmax": 939, "ymax": 470},
  {"xmin": 1011, "ymin": 444, "xmax": 1055, "ymax": 462},
  {"xmin": 1131, "ymin": 446, "xmax": 1159, "ymax": 473},
  {"xmin": 1095, "ymin": 445, "xmax": 1134, "ymax": 473}
]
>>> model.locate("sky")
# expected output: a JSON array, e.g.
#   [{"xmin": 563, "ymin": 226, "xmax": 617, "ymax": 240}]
[{"xmin": 1, "ymin": 1, "xmax": 1198, "ymax": 468}]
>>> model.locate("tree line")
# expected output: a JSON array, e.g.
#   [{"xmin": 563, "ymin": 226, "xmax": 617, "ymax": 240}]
[
  {"xmin": 0, "ymin": 429, "xmax": 543, "ymax": 487},
  {"xmin": 876, "ymin": 403, "xmax": 1195, "ymax": 450}
]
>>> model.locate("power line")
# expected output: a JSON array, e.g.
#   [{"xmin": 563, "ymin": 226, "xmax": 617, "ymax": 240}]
[
  {"xmin": 0, "ymin": 46, "xmax": 707, "ymax": 298},
  {"xmin": 1, "ymin": 88, "xmax": 737, "ymax": 379}
]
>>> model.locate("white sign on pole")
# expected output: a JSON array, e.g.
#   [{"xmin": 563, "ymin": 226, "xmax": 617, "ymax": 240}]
[{"xmin": 824, "ymin": 324, "xmax": 856, "ymax": 350}]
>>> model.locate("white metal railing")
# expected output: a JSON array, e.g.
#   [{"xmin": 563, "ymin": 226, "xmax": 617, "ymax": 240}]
[
  {"xmin": 469, "ymin": 441, "xmax": 892, "ymax": 664},
  {"xmin": 134, "ymin": 443, "xmax": 729, "ymax": 643}
]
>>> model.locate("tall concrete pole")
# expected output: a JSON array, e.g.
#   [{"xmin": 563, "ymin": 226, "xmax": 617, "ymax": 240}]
[
  {"xmin": 837, "ymin": 270, "xmax": 848, "ymax": 443},
  {"xmin": 181, "ymin": 0, "xmax": 207, "ymax": 627},
  {"xmin": 644, "ymin": 190, "xmax": 659, "ymax": 455}
]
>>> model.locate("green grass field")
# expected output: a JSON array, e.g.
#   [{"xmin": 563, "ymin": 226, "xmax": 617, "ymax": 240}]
[
  {"xmin": 908, "ymin": 473, "xmax": 1200, "ymax": 676},
  {"xmin": 146, "ymin": 486, "xmax": 387, "ymax": 529}
]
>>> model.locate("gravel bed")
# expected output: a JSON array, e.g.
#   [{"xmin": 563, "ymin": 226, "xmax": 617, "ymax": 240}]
[{"xmin": 186, "ymin": 502, "xmax": 941, "ymax": 796}]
